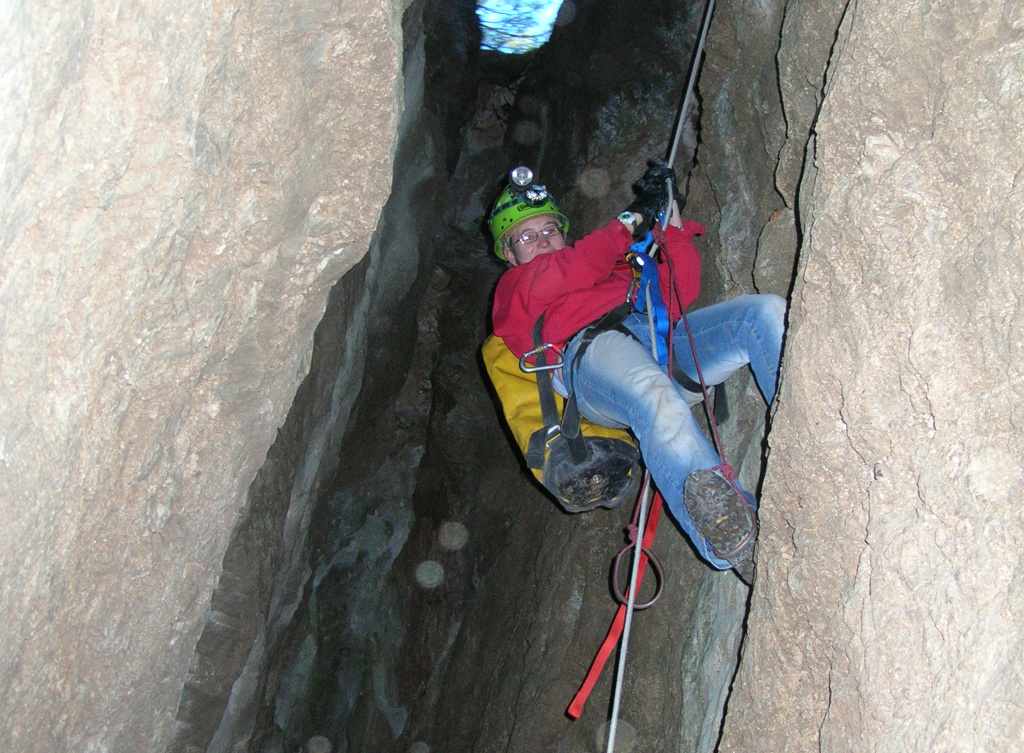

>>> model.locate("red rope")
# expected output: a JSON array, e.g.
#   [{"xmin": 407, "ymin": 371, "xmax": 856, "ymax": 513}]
[{"xmin": 665, "ymin": 247, "xmax": 750, "ymax": 515}]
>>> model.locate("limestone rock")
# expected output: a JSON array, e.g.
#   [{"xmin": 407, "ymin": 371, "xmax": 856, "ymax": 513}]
[
  {"xmin": 0, "ymin": 0, "xmax": 402, "ymax": 748},
  {"xmin": 721, "ymin": 1, "xmax": 1024, "ymax": 750}
]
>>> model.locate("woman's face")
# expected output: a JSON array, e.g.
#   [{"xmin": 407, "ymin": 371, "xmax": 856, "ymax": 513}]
[{"xmin": 502, "ymin": 214, "xmax": 566, "ymax": 266}]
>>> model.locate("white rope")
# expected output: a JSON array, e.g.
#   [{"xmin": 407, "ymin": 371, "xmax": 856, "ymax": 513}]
[
  {"xmin": 605, "ymin": 4, "xmax": 717, "ymax": 750},
  {"xmin": 663, "ymin": 0, "xmax": 716, "ymax": 226},
  {"xmin": 668, "ymin": 0, "xmax": 716, "ymax": 169},
  {"xmin": 605, "ymin": 472, "xmax": 653, "ymax": 753},
  {"xmin": 606, "ymin": 287, "xmax": 660, "ymax": 753}
]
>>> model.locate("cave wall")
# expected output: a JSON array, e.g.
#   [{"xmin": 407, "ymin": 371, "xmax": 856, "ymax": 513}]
[
  {"xmin": 0, "ymin": 0, "xmax": 403, "ymax": 749},
  {"xmin": 236, "ymin": 0, "xmax": 769, "ymax": 749},
  {"xmin": 4, "ymin": 0, "xmax": 1021, "ymax": 750},
  {"xmin": 717, "ymin": 0, "xmax": 1024, "ymax": 750},
  {"xmin": 166, "ymin": 0, "xmax": 482, "ymax": 750},
  {"xmin": 336, "ymin": 0, "xmax": 767, "ymax": 751},
  {"xmin": 409, "ymin": 0, "xmax": 1024, "ymax": 749}
]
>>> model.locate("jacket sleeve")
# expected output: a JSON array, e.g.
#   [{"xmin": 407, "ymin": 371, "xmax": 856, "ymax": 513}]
[
  {"xmin": 492, "ymin": 220, "xmax": 633, "ymax": 354},
  {"xmin": 659, "ymin": 220, "xmax": 705, "ymax": 317},
  {"xmin": 514, "ymin": 220, "xmax": 633, "ymax": 302}
]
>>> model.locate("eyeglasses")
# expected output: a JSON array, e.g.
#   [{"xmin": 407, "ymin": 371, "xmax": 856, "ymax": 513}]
[{"xmin": 513, "ymin": 224, "xmax": 563, "ymax": 249}]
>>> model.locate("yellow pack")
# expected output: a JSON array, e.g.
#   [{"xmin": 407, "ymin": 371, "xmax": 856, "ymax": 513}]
[{"xmin": 481, "ymin": 334, "xmax": 641, "ymax": 512}]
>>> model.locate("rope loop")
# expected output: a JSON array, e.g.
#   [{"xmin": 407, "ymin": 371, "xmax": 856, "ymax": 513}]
[
  {"xmin": 612, "ymin": 543, "xmax": 665, "ymax": 611},
  {"xmin": 709, "ymin": 463, "xmax": 758, "ymax": 561},
  {"xmin": 651, "ymin": 225, "xmax": 667, "ymax": 249}
]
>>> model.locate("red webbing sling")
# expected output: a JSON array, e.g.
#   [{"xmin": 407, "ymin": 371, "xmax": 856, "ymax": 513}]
[{"xmin": 566, "ymin": 489, "xmax": 664, "ymax": 719}]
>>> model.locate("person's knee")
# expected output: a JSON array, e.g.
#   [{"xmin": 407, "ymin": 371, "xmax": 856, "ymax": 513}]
[
  {"xmin": 617, "ymin": 367, "xmax": 689, "ymax": 431},
  {"xmin": 754, "ymin": 293, "xmax": 786, "ymax": 335},
  {"xmin": 762, "ymin": 292, "xmax": 786, "ymax": 317}
]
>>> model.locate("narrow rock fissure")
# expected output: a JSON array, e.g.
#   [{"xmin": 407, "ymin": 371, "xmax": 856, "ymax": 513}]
[
  {"xmin": 5, "ymin": 1, "xmax": 1019, "ymax": 751},
  {"xmin": 174, "ymin": 0, "xmax": 791, "ymax": 750}
]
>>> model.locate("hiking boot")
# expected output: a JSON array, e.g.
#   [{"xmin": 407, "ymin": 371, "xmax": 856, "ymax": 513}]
[{"xmin": 683, "ymin": 469, "xmax": 758, "ymax": 584}]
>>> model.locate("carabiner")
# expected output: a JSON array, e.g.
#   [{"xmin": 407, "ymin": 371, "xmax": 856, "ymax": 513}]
[{"xmin": 519, "ymin": 344, "xmax": 564, "ymax": 373}]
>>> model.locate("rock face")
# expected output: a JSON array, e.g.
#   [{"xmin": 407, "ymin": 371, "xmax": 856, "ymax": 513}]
[
  {"xmin": 720, "ymin": 1, "xmax": 1024, "ymax": 750},
  {"xmin": 4, "ymin": 0, "xmax": 1022, "ymax": 750},
  {"xmin": 0, "ymin": 0, "xmax": 403, "ymax": 749},
  {"xmin": 215, "ymin": 0, "xmax": 766, "ymax": 749},
  {"xmin": 166, "ymin": 0, "xmax": 483, "ymax": 750}
]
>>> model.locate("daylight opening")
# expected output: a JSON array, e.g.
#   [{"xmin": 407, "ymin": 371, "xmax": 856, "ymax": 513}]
[{"xmin": 476, "ymin": 0, "xmax": 568, "ymax": 54}]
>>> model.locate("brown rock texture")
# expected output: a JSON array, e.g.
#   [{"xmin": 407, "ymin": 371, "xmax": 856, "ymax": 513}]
[
  {"xmin": 721, "ymin": 0, "xmax": 1024, "ymax": 750},
  {"xmin": 4, "ymin": 0, "xmax": 1021, "ymax": 749},
  {"xmin": 0, "ymin": 0, "xmax": 402, "ymax": 749}
]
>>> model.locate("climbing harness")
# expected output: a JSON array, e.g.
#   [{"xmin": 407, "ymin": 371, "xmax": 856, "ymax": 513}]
[{"xmin": 625, "ymin": 233, "xmax": 671, "ymax": 368}]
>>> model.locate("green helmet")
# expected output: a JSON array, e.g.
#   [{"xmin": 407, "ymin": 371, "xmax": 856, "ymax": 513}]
[{"xmin": 487, "ymin": 167, "xmax": 569, "ymax": 259}]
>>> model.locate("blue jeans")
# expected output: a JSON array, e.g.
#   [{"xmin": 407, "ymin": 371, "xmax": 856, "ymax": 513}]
[{"xmin": 562, "ymin": 294, "xmax": 786, "ymax": 569}]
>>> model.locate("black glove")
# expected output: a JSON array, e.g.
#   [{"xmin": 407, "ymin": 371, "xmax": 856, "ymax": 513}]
[{"xmin": 625, "ymin": 158, "xmax": 684, "ymax": 237}]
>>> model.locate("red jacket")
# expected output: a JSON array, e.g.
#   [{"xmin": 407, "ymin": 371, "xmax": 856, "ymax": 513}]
[{"xmin": 492, "ymin": 219, "xmax": 705, "ymax": 358}]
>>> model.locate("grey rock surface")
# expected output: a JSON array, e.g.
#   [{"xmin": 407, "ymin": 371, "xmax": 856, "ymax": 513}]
[
  {"xmin": 176, "ymin": 0, "xmax": 482, "ymax": 749},
  {"xmin": 5, "ymin": 0, "xmax": 1020, "ymax": 750},
  {"xmin": 174, "ymin": 0, "xmax": 769, "ymax": 748},
  {"xmin": 0, "ymin": 0, "xmax": 402, "ymax": 749},
  {"xmin": 721, "ymin": 1, "xmax": 1024, "ymax": 750}
]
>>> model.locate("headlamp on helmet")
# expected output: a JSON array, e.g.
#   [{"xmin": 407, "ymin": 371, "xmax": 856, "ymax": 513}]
[
  {"xmin": 510, "ymin": 166, "xmax": 534, "ymax": 188},
  {"xmin": 523, "ymin": 186, "xmax": 549, "ymax": 205},
  {"xmin": 487, "ymin": 167, "xmax": 569, "ymax": 260}
]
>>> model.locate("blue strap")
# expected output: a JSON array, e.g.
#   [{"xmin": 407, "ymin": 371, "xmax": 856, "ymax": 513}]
[{"xmin": 628, "ymin": 233, "xmax": 670, "ymax": 368}]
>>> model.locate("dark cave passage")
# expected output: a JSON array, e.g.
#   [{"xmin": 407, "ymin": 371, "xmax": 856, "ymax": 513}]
[{"xmin": 173, "ymin": 0, "xmax": 797, "ymax": 750}]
